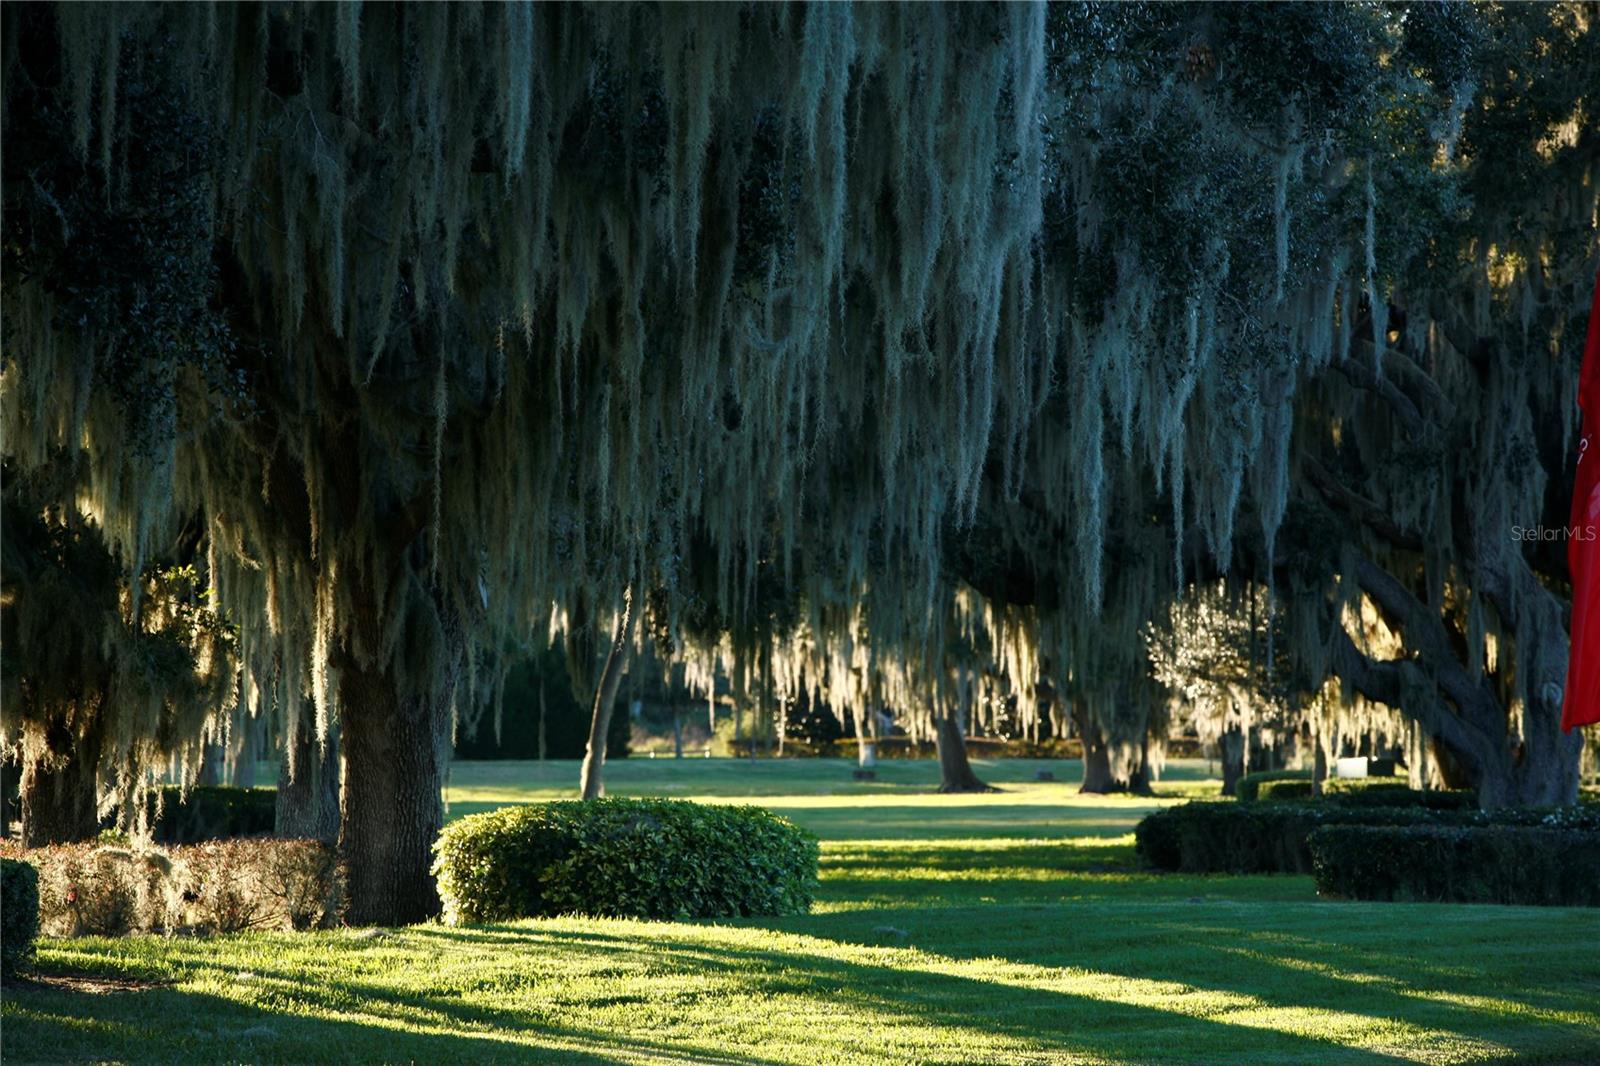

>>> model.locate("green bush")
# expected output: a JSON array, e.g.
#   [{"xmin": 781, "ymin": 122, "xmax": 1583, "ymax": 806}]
[
  {"xmin": 434, "ymin": 799, "xmax": 819, "ymax": 923},
  {"xmin": 139, "ymin": 786, "xmax": 277, "ymax": 843},
  {"xmin": 1255, "ymin": 779, "xmax": 1315, "ymax": 802},
  {"xmin": 1253, "ymin": 778, "xmax": 1477, "ymax": 809},
  {"xmin": 1135, "ymin": 802, "xmax": 1600, "ymax": 874},
  {"xmin": 1321, "ymin": 782, "xmax": 1477, "ymax": 809},
  {"xmin": 1236, "ymin": 769, "xmax": 1310, "ymax": 802},
  {"xmin": 1310, "ymin": 825, "xmax": 1600, "ymax": 905},
  {"xmin": 2, "ymin": 858, "xmax": 40, "ymax": 980}
]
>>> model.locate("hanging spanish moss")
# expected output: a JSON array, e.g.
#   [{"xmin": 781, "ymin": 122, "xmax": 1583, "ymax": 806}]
[{"xmin": 3, "ymin": 3, "xmax": 1594, "ymax": 916}]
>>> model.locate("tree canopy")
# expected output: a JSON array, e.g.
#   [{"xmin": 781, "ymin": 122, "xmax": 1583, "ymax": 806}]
[{"xmin": 2, "ymin": 1, "xmax": 1594, "ymax": 921}]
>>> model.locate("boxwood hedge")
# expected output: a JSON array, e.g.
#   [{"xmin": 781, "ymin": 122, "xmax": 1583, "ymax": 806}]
[
  {"xmin": 1310, "ymin": 825, "xmax": 1600, "ymax": 905},
  {"xmin": 1135, "ymin": 801, "xmax": 1600, "ymax": 874},
  {"xmin": 433, "ymin": 798, "xmax": 819, "ymax": 923},
  {"xmin": 141, "ymin": 786, "xmax": 277, "ymax": 843},
  {"xmin": 1235, "ymin": 769, "xmax": 1310, "ymax": 802},
  {"xmin": 1254, "ymin": 779, "xmax": 1477, "ymax": 809}
]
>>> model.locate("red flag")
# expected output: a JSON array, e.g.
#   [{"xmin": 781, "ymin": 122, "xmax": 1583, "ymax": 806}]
[{"xmin": 1561, "ymin": 269, "xmax": 1600, "ymax": 732}]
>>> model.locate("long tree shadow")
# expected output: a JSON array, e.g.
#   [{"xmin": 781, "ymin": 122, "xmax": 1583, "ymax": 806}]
[
  {"xmin": 400, "ymin": 923, "xmax": 1423, "ymax": 1064},
  {"xmin": 12, "ymin": 920, "xmax": 1427, "ymax": 1066},
  {"xmin": 3, "ymin": 977, "xmax": 799, "ymax": 1066},
  {"xmin": 766, "ymin": 900, "xmax": 1600, "ymax": 1057}
]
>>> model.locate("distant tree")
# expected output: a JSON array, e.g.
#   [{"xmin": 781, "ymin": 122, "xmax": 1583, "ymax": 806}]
[{"xmin": 0, "ymin": 491, "xmax": 233, "ymax": 845}]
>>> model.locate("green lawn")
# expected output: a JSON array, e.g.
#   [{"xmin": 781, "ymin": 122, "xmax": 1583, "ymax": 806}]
[{"xmin": 5, "ymin": 758, "xmax": 1598, "ymax": 1064}]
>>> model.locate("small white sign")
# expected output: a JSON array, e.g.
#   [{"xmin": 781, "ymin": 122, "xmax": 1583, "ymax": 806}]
[{"xmin": 1335, "ymin": 756, "xmax": 1369, "ymax": 779}]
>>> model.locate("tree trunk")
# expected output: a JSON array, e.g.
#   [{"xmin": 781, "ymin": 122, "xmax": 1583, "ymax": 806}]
[
  {"xmin": 934, "ymin": 714, "xmax": 992, "ymax": 793},
  {"xmin": 580, "ymin": 587, "xmax": 635, "ymax": 801},
  {"xmin": 277, "ymin": 718, "xmax": 340, "ymax": 845},
  {"xmin": 0, "ymin": 752, "xmax": 18, "ymax": 838},
  {"xmin": 672, "ymin": 708, "xmax": 684, "ymax": 758},
  {"xmin": 1332, "ymin": 554, "xmax": 1581, "ymax": 809},
  {"xmin": 338, "ymin": 649, "xmax": 459, "ymax": 926},
  {"xmin": 228, "ymin": 714, "xmax": 260, "ymax": 788},
  {"xmin": 196, "ymin": 740, "xmax": 226, "ymax": 786},
  {"xmin": 21, "ymin": 718, "xmax": 102, "ymax": 846},
  {"xmin": 21, "ymin": 756, "xmax": 100, "ymax": 846},
  {"xmin": 537, "ymin": 675, "xmax": 547, "ymax": 761},
  {"xmin": 1073, "ymin": 698, "xmax": 1153, "ymax": 795},
  {"xmin": 852, "ymin": 703, "xmax": 878, "ymax": 767},
  {"xmin": 1218, "ymin": 725, "xmax": 1246, "ymax": 797}
]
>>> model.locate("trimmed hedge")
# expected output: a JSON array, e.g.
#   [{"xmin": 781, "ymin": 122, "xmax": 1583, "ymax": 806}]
[
  {"xmin": 1310, "ymin": 825, "xmax": 1600, "ymax": 906},
  {"xmin": 1236, "ymin": 770, "xmax": 1310, "ymax": 802},
  {"xmin": 1320, "ymin": 782, "xmax": 1477, "ymax": 809},
  {"xmin": 140, "ymin": 786, "xmax": 277, "ymax": 843},
  {"xmin": 1255, "ymin": 779, "xmax": 1315, "ymax": 802},
  {"xmin": 1135, "ymin": 802, "xmax": 1600, "ymax": 874},
  {"xmin": 1253, "ymin": 778, "xmax": 1477, "ymax": 809},
  {"xmin": 434, "ymin": 799, "xmax": 819, "ymax": 923},
  {"xmin": 2, "ymin": 858, "xmax": 39, "ymax": 980}
]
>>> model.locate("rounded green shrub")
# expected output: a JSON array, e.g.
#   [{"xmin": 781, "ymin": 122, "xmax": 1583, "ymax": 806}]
[
  {"xmin": 2, "ymin": 857, "xmax": 40, "ymax": 980},
  {"xmin": 433, "ymin": 799, "xmax": 819, "ymax": 924}
]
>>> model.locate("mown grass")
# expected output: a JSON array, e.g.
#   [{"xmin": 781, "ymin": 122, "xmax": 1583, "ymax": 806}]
[{"xmin": 4, "ymin": 758, "xmax": 1598, "ymax": 1064}]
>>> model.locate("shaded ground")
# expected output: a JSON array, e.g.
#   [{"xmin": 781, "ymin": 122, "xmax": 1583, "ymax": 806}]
[{"xmin": 4, "ymin": 758, "xmax": 1597, "ymax": 1064}]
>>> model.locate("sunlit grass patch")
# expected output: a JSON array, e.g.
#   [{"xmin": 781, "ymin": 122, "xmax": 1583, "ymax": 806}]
[{"xmin": 7, "ymin": 758, "xmax": 1598, "ymax": 1064}]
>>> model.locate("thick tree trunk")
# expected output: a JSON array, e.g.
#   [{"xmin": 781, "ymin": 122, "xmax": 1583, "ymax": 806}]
[
  {"xmin": 21, "ymin": 757, "xmax": 100, "ymax": 846},
  {"xmin": 1333, "ymin": 554, "xmax": 1581, "ymax": 810},
  {"xmin": 228, "ymin": 715, "xmax": 260, "ymax": 788},
  {"xmin": 580, "ymin": 587, "xmax": 635, "ymax": 801},
  {"xmin": 934, "ymin": 714, "xmax": 992, "ymax": 793},
  {"xmin": 21, "ymin": 718, "xmax": 102, "ymax": 846},
  {"xmin": 196, "ymin": 741, "xmax": 226, "ymax": 786},
  {"xmin": 338, "ymin": 619, "xmax": 461, "ymax": 926},
  {"xmin": 278, "ymin": 718, "xmax": 340, "ymax": 845},
  {"xmin": 1073, "ymin": 698, "xmax": 1153, "ymax": 795}
]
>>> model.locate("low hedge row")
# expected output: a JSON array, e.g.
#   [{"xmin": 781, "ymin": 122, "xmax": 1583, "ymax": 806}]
[
  {"xmin": 1236, "ymin": 770, "xmax": 1310, "ymax": 802},
  {"xmin": 2, "ymin": 858, "xmax": 39, "ymax": 980},
  {"xmin": 1135, "ymin": 802, "xmax": 1600, "ymax": 874},
  {"xmin": 1254, "ymin": 779, "xmax": 1477, "ymax": 809},
  {"xmin": 1310, "ymin": 825, "xmax": 1600, "ymax": 906},
  {"xmin": 0, "ymin": 838, "xmax": 342, "ymax": 935},
  {"xmin": 434, "ymin": 798, "xmax": 819, "ymax": 923},
  {"xmin": 138, "ymin": 786, "xmax": 277, "ymax": 843}
]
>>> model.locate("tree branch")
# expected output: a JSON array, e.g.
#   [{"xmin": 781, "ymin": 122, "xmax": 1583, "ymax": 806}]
[{"xmin": 1301, "ymin": 456, "xmax": 1425, "ymax": 551}]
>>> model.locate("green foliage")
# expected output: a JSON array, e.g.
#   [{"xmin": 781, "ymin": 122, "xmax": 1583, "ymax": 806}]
[
  {"xmin": 1136, "ymin": 801, "xmax": 1600, "ymax": 874},
  {"xmin": 1320, "ymin": 782, "xmax": 1477, "ymax": 809},
  {"xmin": 1253, "ymin": 778, "xmax": 1478, "ymax": 809},
  {"xmin": 3, "ymin": 838, "xmax": 343, "ymax": 936},
  {"xmin": 433, "ymin": 799, "xmax": 818, "ymax": 924},
  {"xmin": 1236, "ymin": 770, "xmax": 1310, "ymax": 802},
  {"xmin": 140, "ymin": 786, "xmax": 277, "ymax": 843},
  {"xmin": 1, "ymin": 857, "xmax": 40, "ymax": 980},
  {"xmin": 1254, "ymin": 779, "xmax": 1315, "ymax": 802},
  {"xmin": 1310, "ymin": 826, "xmax": 1600, "ymax": 906}
]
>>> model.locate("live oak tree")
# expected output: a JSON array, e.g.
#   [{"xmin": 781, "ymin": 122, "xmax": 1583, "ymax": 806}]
[
  {"xmin": 2, "ymin": 3, "xmax": 1059, "ymax": 921},
  {"xmin": 3, "ymin": 2, "xmax": 1593, "ymax": 924}
]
